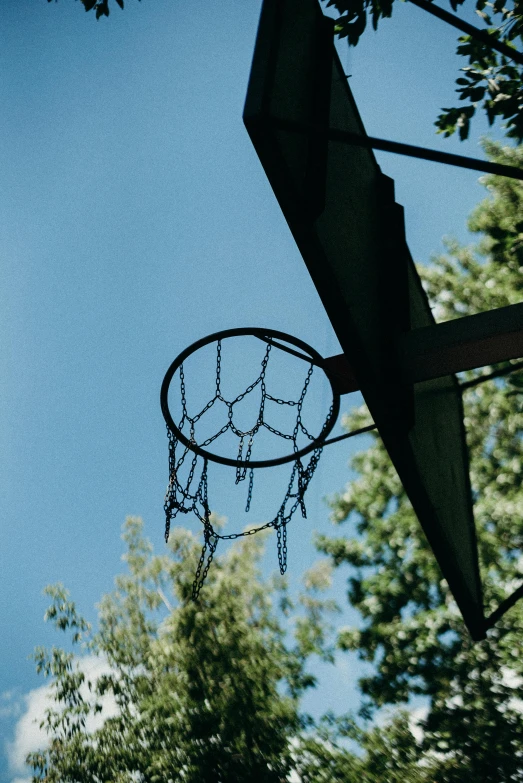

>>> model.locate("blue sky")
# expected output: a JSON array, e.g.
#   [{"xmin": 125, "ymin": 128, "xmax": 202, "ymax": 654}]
[{"xmin": 0, "ymin": 0, "xmax": 506, "ymax": 778}]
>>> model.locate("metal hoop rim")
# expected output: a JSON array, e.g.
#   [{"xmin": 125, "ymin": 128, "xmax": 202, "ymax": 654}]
[{"xmin": 160, "ymin": 327, "xmax": 341, "ymax": 469}]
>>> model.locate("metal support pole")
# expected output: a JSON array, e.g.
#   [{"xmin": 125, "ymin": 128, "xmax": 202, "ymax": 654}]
[
  {"xmin": 271, "ymin": 117, "xmax": 523, "ymax": 181},
  {"xmin": 407, "ymin": 0, "xmax": 523, "ymax": 67}
]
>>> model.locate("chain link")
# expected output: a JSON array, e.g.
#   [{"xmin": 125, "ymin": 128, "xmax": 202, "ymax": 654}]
[
  {"xmin": 245, "ymin": 467, "xmax": 254, "ymax": 513},
  {"xmin": 164, "ymin": 339, "xmax": 330, "ymax": 597}
]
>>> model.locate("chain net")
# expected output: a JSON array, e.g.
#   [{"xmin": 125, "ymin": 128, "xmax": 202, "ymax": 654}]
[{"xmin": 164, "ymin": 339, "xmax": 332, "ymax": 599}]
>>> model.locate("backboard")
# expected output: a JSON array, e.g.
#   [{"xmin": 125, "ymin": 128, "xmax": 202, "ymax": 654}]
[{"xmin": 244, "ymin": 0, "xmax": 485, "ymax": 639}]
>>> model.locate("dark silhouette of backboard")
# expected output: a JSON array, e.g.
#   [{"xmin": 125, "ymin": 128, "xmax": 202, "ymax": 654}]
[{"xmin": 243, "ymin": 0, "xmax": 486, "ymax": 639}]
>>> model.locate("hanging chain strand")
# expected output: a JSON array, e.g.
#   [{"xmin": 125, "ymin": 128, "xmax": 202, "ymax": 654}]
[
  {"xmin": 245, "ymin": 467, "xmax": 254, "ymax": 513},
  {"xmin": 164, "ymin": 338, "xmax": 330, "ymax": 597}
]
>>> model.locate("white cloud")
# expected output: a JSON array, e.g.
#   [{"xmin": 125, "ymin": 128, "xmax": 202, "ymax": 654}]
[
  {"xmin": 501, "ymin": 667, "xmax": 523, "ymax": 714},
  {"xmin": 501, "ymin": 667, "xmax": 523, "ymax": 690},
  {"xmin": 409, "ymin": 705, "xmax": 429, "ymax": 743},
  {"xmin": 371, "ymin": 701, "xmax": 429, "ymax": 744},
  {"xmin": 5, "ymin": 683, "xmax": 51, "ymax": 778},
  {"xmin": 5, "ymin": 654, "xmax": 119, "ymax": 782}
]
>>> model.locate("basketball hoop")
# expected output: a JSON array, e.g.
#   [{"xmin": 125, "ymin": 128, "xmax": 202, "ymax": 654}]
[{"xmin": 160, "ymin": 327, "xmax": 341, "ymax": 598}]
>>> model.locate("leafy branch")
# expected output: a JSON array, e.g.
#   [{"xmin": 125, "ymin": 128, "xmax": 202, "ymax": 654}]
[{"xmin": 328, "ymin": 0, "xmax": 523, "ymax": 140}]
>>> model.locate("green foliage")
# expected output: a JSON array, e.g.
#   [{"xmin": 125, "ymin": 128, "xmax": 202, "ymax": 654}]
[
  {"xmin": 318, "ymin": 141, "xmax": 523, "ymax": 781},
  {"xmin": 328, "ymin": 0, "xmax": 523, "ymax": 140},
  {"xmin": 295, "ymin": 710, "xmax": 443, "ymax": 782},
  {"xmin": 30, "ymin": 519, "xmax": 458, "ymax": 782},
  {"xmin": 28, "ymin": 517, "xmax": 339, "ymax": 783}
]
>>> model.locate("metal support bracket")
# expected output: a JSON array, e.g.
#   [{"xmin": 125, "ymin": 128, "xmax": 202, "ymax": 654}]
[
  {"xmin": 400, "ymin": 301, "xmax": 523, "ymax": 383},
  {"xmin": 326, "ymin": 301, "xmax": 523, "ymax": 390}
]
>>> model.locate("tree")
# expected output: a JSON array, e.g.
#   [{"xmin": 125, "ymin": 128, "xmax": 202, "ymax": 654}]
[
  {"xmin": 27, "ymin": 516, "xmax": 340, "ymax": 783},
  {"xmin": 29, "ymin": 515, "xmax": 458, "ymax": 783},
  {"xmin": 327, "ymin": 0, "xmax": 523, "ymax": 141},
  {"xmin": 295, "ymin": 711, "xmax": 443, "ymax": 782},
  {"xmin": 317, "ymin": 141, "xmax": 523, "ymax": 781}
]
